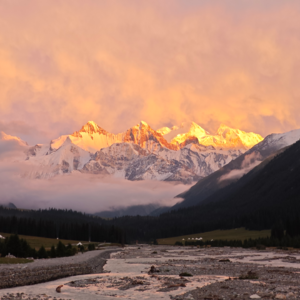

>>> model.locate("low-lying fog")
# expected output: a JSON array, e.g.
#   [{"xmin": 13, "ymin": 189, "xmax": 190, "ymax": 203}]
[{"xmin": 0, "ymin": 139, "xmax": 189, "ymax": 213}]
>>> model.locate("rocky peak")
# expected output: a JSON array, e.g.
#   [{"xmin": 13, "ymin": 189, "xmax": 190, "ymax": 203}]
[
  {"xmin": 123, "ymin": 122, "xmax": 178, "ymax": 151},
  {"xmin": 157, "ymin": 127, "xmax": 172, "ymax": 136},
  {"xmin": 71, "ymin": 121, "xmax": 108, "ymax": 138},
  {"xmin": 216, "ymin": 124, "xmax": 264, "ymax": 149},
  {"xmin": 169, "ymin": 121, "xmax": 208, "ymax": 146},
  {"xmin": 139, "ymin": 120, "xmax": 149, "ymax": 128},
  {"xmin": 217, "ymin": 124, "xmax": 235, "ymax": 137},
  {"xmin": 79, "ymin": 121, "xmax": 108, "ymax": 135}
]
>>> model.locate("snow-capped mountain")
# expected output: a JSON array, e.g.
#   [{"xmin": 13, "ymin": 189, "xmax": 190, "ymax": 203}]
[
  {"xmin": 51, "ymin": 121, "xmax": 177, "ymax": 154},
  {"xmin": 161, "ymin": 122, "xmax": 209, "ymax": 145},
  {"xmin": 1, "ymin": 120, "xmax": 270, "ymax": 183},
  {"xmin": 159, "ymin": 122, "xmax": 263, "ymax": 150},
  {"xmin": 25, "ymin": 137, "xmax": 92, "ymax": 178},
  {"xmin": 83, "ymin": 143, "xmax": 200, "ymax": 183},
  {"xmin": 156, "ymin": 125, "xmax": 179, "ymax": 136},
  {"xmin": 252, "ymin": 128, "xmax": 300, "ymax": 155},
  {"xmin": 122, "ymin": 121, "xmax": 178, "ymax": 152},
  {"xmin": 51, "ymin": 121, "xmax": 124, "ymax": 153},
  {"xmin": 157, "ymin": 143, "xmax": 243, "ymax": 178},
  {"xmin": 51, "ymin": 120, "xmax": 263, "ymax": 156}
]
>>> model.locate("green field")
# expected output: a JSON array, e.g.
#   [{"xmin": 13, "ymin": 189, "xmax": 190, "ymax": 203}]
[
  {"xmin": 0, "ymin": 257, "xmax": 34, "ymax": 264},
  {"xmin": 157, "ymin": 228, "xmax": 271, "ymax": 245},
  {"xmin": 0, "ymin": 232, "xmax": 88, "ymax": 249}
]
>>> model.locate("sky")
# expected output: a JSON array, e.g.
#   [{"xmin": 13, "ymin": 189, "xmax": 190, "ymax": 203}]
[{"xmin": 1, "ymin": 0, "xmax": 300, "ymax": 145}]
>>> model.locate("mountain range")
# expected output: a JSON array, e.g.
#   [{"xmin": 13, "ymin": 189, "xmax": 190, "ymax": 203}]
[
  {"xmin": 1, "ymin": 120, "xmax": 264, "ymax": 183},
  {"xmin": 1, "ymin": 121, "xmax": 300, "ymax": 219}
]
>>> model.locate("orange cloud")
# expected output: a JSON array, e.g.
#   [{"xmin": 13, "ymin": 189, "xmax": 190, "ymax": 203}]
[{"xmin": 0, "ymin": 0, "xmax": 300, "ymax": 144}]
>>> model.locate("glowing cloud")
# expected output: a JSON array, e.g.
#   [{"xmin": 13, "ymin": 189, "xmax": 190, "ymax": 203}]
[{"xmin": 0, "ymin": 0, "xmax": 300, "ymax": 144}]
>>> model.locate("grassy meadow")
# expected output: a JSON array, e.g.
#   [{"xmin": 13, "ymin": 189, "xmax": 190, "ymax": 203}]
[
  {"xmin": 0, "ymin": 232, "xmax": 88, "ymax": 249},
  {"xmin": 157, "ymin": 228, "xmax": 271, "ymax": 245},
  {"xmin": 0, "ymin": 257, "xmax": 34, "ymax": 264}
]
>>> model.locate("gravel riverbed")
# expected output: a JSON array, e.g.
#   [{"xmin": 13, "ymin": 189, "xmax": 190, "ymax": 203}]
[{"xmin": 1, "ymin": 246, "xmax": 300, "ymax": 299}]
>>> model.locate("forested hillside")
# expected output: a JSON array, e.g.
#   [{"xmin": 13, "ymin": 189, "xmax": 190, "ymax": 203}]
[{"xmin": 0, "ymin": 207, "xmax": 124, "ymax": 243}]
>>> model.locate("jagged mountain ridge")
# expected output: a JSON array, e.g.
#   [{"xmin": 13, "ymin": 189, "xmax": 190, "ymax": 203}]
[
  {"xmin": 51, "ymin": 121, "xmax": 263, "ymax": 153},
  {"xmin": 8, "ymin": 120, "xmax": 264, "ymax": 182},
  {"xmin": 82, "ymin": 142, "xmax": 201, "ymax": 183},
  {"xmin": 51, "ymin": 121, "xmax": 178, "ymax": 153},
  {"xmin": 160, "ymin": 121, "xmax": 263, "ymax": 150}
]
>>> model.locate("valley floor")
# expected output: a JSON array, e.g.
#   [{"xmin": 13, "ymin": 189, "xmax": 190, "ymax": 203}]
[
  {"xmin": 157, "ymin": 228, "xmax": 271, "ymax": 245},
  {"xmin": 1, "ymin": 245, "xmax": 300, "ymax": 299}
]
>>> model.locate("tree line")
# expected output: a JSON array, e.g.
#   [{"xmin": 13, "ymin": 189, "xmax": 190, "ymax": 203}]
[
  {"xmin": 0, "ymin": 234, "xmax": 97, "ymax": 259},
  {"xmin": 181, "ymin": 234, "xmax": 300, "ymax": 249},
  {"xmin": 0, "ymin": 208, "xmax": 124, "ymax": 244}
]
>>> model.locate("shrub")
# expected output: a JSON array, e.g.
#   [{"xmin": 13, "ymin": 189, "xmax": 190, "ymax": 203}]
[
  {"xmin": 0, "ymin": 234, "xmax": 34, "ymax": 258},
  {"xmin": 239, "ymin": 271, "xmax": 258, "ymax": 280},
  {"xmin": 56, "ymin": 241, "xmax": 66, "ymax": 257},
  {"xmin": 50, "ymin": 245, "xmax": 56, "ymax": 258},
  {"xmin": 256, "ymin": 244, "xmax": 266, "ymax": 250},
  {"xmin": 78, "ymin": 245, "xmax": 85, "ymax": 253},
  {"xmin": 37, "ymin": 246, "xmax": 47, "ymax": 259},
  {"xmin": 175, "ymin": 241, "xmax": 183, "ymax": 246},
  {"xmin": 88, "ymin": 243, "xmax": 96, "ymax": 251},
  {"xmin": 219, "ymin": 259, "xmax": 231, "ymax": 262},
  {"xmin": 179, "ymin": 272, "xmax": 193, "ymax": 277}
]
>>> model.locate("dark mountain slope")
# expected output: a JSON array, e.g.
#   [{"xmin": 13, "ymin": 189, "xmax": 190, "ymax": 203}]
[
  {"xmin": 211, "ymin": 141, "xmax": 300, "ymax": 215},
  {"xmin": 0, "ymin": 202, "xmax": 17, "ymax": 209},
  {"xmin": 168, "ymin": 130, "xmax": 300, "ymax": 211},
  {"xmin": 197, "ymin": 146, "xmax": 289, "ymax": 207},
  {"xmin": 174, "ymin": 139, "xmax": 300, "ymax": 223}
]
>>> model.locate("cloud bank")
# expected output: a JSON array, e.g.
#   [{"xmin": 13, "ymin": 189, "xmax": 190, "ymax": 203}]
[
  {"xmin": 0, "ymin": 0, "xmax": 300, "ymax": 144},
  {"xmin": 219, "ymin": 151, "xmax": 263, "ymax": 182},
  {"xmin": 0, "ymin": 169, "xmax": 188, "ymax": 213}
]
